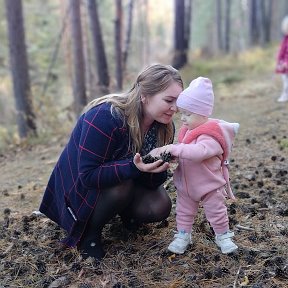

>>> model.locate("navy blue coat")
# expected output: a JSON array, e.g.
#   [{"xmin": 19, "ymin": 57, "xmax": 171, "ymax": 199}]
[{"xmin": 39, "ymin": 103, "xmax": 168, "ymax": 247}]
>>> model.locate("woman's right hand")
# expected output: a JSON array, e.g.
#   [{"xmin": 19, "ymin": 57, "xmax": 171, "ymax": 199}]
[{"xmin": 133, "ymin": 153, "xmax": 169, "ymax": 173}]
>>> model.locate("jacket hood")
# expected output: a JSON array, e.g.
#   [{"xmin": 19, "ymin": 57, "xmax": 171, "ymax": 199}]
[{"xmin": 212, "ymin": 119, "xmax": 240, "ymax": 161}]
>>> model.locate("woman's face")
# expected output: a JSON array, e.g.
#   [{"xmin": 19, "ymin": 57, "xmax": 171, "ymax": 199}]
[
  {"xmin": 142, "ymin": 81, "xmax": 183, "ymax": 126},
  {"xmin": 178, "ymin": 108, "xmax": 208, "ymax": 130}
]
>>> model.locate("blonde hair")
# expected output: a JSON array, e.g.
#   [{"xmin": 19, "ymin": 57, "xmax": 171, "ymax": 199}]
[{"xmin": 83, "ymin": 63, "xmax": 183, "ymax": 153}]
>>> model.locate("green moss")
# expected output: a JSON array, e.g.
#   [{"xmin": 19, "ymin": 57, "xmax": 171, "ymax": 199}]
[{"xmin": 279, "ymin": 139, "xmax": 288, "ymax": 149}]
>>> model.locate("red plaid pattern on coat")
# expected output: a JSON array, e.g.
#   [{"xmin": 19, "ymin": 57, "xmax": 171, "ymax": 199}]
[{"xmin": 39, "ymin": 103, "xmax": 167, "ymax": 247}]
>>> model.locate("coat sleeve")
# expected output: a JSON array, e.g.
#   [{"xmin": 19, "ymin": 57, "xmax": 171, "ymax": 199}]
[
  {"xmin": 77, "ymin": 107, "xmax": 141, "ymax": 189},
  {"xmin": 170, "ymin": 135, "xmax": 223, "ymax": 162}
]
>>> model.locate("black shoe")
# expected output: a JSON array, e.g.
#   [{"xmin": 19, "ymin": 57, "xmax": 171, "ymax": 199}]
[{"xmin": 78, "ymin": 239, "xmax": 105, "ymax": 260}]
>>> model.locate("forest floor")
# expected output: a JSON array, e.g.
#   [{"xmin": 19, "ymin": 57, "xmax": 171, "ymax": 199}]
[{"xmin": 0, "ymin": 70, "xmax": 288, "ymax": 288}]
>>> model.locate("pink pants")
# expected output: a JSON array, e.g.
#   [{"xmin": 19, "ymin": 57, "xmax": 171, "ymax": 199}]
[{"xmin": 176, "ymin": 186, "xmax": 229, "ymax": 234}]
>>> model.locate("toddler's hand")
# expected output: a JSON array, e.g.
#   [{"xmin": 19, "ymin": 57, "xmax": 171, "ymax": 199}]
[
  {"xmin": 149, "ymin": 145, "xmax": 172, "ymax": 157},
  {"xmin": 149, "ymin": 147, "xmax": 161, "ymax": 158}
]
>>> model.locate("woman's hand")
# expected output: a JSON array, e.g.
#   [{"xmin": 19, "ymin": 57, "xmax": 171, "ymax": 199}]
[{"xmin": 133, "ymin": 153, "xmax": 169, "ymax": 173}]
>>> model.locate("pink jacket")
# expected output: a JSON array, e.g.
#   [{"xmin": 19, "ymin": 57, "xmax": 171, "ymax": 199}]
[
  {"xmin": 170, "ymin": 119, "xmax": 239, "ymax": 200},
  {"xmin": 276, "ymin": 35, "xmax": 288, "ymax": 74}
]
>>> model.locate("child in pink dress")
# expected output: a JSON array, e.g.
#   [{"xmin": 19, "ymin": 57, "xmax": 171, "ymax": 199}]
[
  {"xmin": 152, "ymin": 77, "xmax": 239, "ymax": 254},
  {"xmin": 275, "ymin": 15, "xmax": 288, "ymax": 102}
]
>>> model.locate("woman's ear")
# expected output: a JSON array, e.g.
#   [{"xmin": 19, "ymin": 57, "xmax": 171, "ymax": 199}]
[{"xmin": 141, "ymin": 95, "xmax": 147, "ymax": 103}]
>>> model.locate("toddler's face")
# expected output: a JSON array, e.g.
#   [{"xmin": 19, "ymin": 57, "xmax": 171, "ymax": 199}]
[{"xmin": 178, "ymin": 108, "xmax": 207, "ymax": 130}]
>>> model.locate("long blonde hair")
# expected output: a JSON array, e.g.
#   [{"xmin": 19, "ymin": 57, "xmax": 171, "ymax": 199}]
[{"xmin": 83, "ymin": 63, "xmax": 183, "ymax": 153}]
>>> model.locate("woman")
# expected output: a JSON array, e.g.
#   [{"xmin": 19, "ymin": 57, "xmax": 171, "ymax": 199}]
[{"xmin": 39, "ymin": 63, "xmax": 183, "ymax": 260}]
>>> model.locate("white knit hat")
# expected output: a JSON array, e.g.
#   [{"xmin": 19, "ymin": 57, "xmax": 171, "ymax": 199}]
[{"xmin": 176, "ymin": 77, "xmax": 214, "ymax": 117}]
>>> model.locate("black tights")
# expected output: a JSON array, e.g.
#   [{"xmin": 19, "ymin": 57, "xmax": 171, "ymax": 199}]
[{"xmin": 78, "ymin": 180, "xmax": 172, "ymax": 258}]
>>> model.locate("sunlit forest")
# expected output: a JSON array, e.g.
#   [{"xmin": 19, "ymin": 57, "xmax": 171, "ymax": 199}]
[{"xmin": 0, "ymin": 0, "xmax": 287, "ymax": 149}]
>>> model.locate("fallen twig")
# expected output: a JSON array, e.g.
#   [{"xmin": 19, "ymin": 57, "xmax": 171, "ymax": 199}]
[
  {"xmin": 235, "ymin": 224, "xmax": 255, "ymax": 231},
  {"xmin": 233, "ymin": 265, "xmax": 241, "ymax": 288},
  {"xmin": 258, "ymin": 208, "xmax": 271, "ymax": 211}
]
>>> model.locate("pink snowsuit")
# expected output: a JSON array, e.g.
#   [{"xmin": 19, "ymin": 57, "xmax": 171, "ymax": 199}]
[
  {"xmin": 170, "ymin": 119, "xmax": 238, "ymax": 234},
  {"xmin": 276, "ymin": 35, "xmax": 288, "ymax": 74}
]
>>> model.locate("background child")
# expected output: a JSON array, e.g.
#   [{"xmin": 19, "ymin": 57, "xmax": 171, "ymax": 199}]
[
  {"xmin": 152, "ymin": 77, "xmax": 239, "ymax": 254},
  {"xmin": 275, "ymin": 15, "xmax": 288, "ymax": 102}
]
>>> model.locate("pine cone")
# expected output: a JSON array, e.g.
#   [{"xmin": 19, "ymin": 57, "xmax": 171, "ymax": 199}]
[{"xmin": 142, "ymin": 151, "xmax": 173, "ymax": 164}]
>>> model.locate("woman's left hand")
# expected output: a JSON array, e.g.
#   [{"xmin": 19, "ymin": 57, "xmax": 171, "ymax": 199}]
[{"xmin": 133, "ymin": 153, "xmax": 169, "ymax": 173}]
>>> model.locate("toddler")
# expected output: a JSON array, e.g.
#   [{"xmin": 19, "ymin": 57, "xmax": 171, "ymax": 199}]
[{"xmin": 153, "ymin": 77, "xmax": 239, "ymax": 254}]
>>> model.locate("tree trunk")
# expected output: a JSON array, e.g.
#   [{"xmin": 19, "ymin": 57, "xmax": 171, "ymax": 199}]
[
  {"xmin": 60, "ymin": 1, "xmax": 73, "ymax": 96},
  {"xmin": 122, "ymin": 0, "xmax": 134, "ymax": 73},
  {"xmin": 249, "ymin": 0, "xmax": 260, "ymax": 46},
  {"xmin": 184, "ymin": 0, "xmax": 192, "ymax": 51},
  {"xmin": 81, "ymin": 2, "xmax": 95, "ymax": 101},
  {"xmin": 285, "ymin": 0, "xmax": 288, "ymax": 16},
  {"xmin": 5, "ymin": 0, "xmax": 37, "ymax": 138},
  {"xmin": 262, "ymin": 0, "xmax": 273, "ymax": 44},
  {"xmin": 172, "ymin": 0, "xmax": 187, "ymax": 69},
  {"xmin": 142, "ymin": 0, "xmax": 150, "ymax": 65},
  {"xmin": 216, "ymin": 0, "xmax": 223, "ymax": 51},
  {"xmin": 70, "ymin": 0, "xmax": 87, "ymax": 115},
  {"xmin": 86, "ymin": 0, "xmax": 109, "ymax": 95},
  {"xmin": 224, "ymin": 0, "xmax": 231, "ymax": 53},
  {"xmin": 115, "ymin": 0, "xmax": 123, "ymax": 91}
]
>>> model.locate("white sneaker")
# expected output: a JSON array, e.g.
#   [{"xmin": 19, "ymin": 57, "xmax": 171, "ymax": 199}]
[
  {"xmin": 168, "ymin": 230, "xmax": 192, "ymax": 254},
  {"xmin": 277, "ymin": 93, "xmax": 288, "ymax": 102},
  {"xmin": 215, "ymin": 231, "xmax": 238, "ymax": 254}
]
